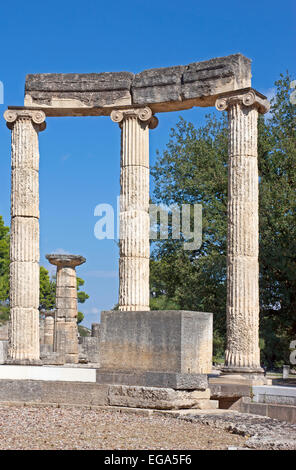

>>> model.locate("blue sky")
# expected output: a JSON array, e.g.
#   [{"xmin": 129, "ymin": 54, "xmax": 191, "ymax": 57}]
[{"xmin": 0, "ymin": 0, "xmax": 295, "ymax": 326}]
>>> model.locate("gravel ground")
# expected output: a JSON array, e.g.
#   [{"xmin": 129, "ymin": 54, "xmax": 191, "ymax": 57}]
[
  {"xmin": 0, "ymin": 405, "xmax": 247, "ymax": 450},
  {"xmin": 185, "ymin": 412, "xmax": 296, "ymax": 450}
]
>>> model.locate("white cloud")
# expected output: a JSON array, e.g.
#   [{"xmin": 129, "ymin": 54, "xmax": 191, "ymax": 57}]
[
  {"xmin": 264, "ymin": 87, "xmax": 276, "ymax": 103},
  {"xmin": 61, "ymin": 154, "xmax": 71, "ymax": 161},
  {"xmin": 90, "ymin": 307, "xmax": 100, "ymax": 314},
  {"xmin": 52, "ymin": 248, "xmax": 71, "ymax": 255},
  {"xmin": 263, "ymin": 88, "xmax": 276, "ymax": 121}
]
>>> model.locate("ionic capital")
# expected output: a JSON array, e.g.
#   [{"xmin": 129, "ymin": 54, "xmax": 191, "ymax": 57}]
[
  {"xmin": 215, "ymin": 89, "xmax": 270, "ymax": 114},
  {"xmin": 4, "ymin": 108, "xmax": 46, "ymax": 131},
  {"xmin": 110, "ymin": 107, "xmax": 158, "ymax": 129}
]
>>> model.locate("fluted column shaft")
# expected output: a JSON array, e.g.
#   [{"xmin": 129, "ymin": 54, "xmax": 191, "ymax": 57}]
[
  {"xmin": 216, "ymin": 90, "xmax": 269, "ymax": 373},
  {"xmin": 44, "ymin": 315, "xmax": 54, "ymax": 347},
  {"xmin": 111, "ymin": 108, "xmax": 158, "ymax": 311},
  {"xmin": 4, "ymin": 109, "xmax": 46, "ymax": 363}
]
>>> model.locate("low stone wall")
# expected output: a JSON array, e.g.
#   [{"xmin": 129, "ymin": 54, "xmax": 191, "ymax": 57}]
[
  {"xmin": 231, "ymin": 397, "xmax": 296, "ymax": 424},
  {"xmin": 0, "ymin": 379, "xmax": 217, "ymax": 410}
]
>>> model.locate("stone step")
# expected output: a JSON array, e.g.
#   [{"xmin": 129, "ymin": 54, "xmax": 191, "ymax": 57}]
[
  {"xmin": 253, "ymin": 385, "xmax": 296, "ymax": 406},
  {"xmin": 230, "ymin": 396, "xmax": 296, "ymax": 424},
  {"xmin": 0, "ymin": 379, "xmax": 218, "ymax": 410}
]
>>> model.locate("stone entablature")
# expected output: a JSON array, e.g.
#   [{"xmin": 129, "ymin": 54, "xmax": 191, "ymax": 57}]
[{"xmin": 24, "ymin": 54, "xmax": 251, "ymax": 115}]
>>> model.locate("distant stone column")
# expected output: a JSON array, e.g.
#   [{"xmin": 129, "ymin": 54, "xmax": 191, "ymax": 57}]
[
  {"xmin": 4, "ymin": 109, "xmax": 46, "ymax": 363},
  {"xmin": 216, "ymin": 90, "xmax": 269, "ymax": 374},
  {"xmin": 111, "ymin": 108, "xmax": 158, "ymax": 311},
  {"xmin": 46, "ymin": 254, "xmax": 85, "ymax": 364},
  {"xmin": 44, "ymin": 315, "xmax": 55, "ymax": 348}
]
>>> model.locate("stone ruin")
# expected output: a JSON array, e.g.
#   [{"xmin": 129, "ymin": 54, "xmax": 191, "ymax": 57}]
[{"xmin": 0, "ymin": 53, "xmax": 270, "ymax": 409}]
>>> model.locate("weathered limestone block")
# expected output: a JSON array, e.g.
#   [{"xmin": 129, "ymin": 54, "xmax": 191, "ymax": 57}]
[
  {"xmin": 55, "ymin": 308, "xmax": 78, "ymax": 319},
  {"xmin": 107, "ymin": 385, "xmax": 217, "ymax": 410},
  {"xmin": 100, "ymin": 310, "xmax": 213, "ymax": 374},
  {"xmin": 215, "ymin": 90, "xmax": 269, "ymax": 373},
  {"xmin": 55, "ymin": 319, "xmax": 78, "ymax": 355},
  {"xmin": 56, "ymin": 267, "xmax": 77, "ymax": 288},
  {"xmin": 25, "ymin": 72, "xmax": 134, "ymax": 108},
  {"xmin": 79, "ymin": 337, "xmax": 100, "ymax": 364},
  {"xmin": 96, "ymin": 370, "xmax": 208, "ymax": 390},
  {"xmin": 40, "ymin": 351, "xmax": 65, "ymax": 365},
  {"xmin": 56, "ymin": 297, "xmax": 78, "ymax": 310},
  {"xmin": 0, "ymin": 380, "xmax": 109, "ymax": 407},
  {"xmin": 55, "ymin": 287, "xmax": 77, "ymax": 298},
  {"xmin": 10, "ymin": 217, "xmax": 39, "ymax": 262},
  {"xmin": 182, "ymin": 54, "xmax": 251, "ymax": 100},
  {"xmin": 133, "ymin": 65, "xmax": 184, "ymax": 104},
  {"xmin": 10, "ymin": 261, "xmax": 39, "ymax": 308},
  {"xmin": 24, "ymin": 54, "xmax": 252, "ymax": 115}
]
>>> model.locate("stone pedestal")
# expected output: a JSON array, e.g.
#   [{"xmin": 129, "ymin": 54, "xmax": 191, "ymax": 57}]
[
  {"xmin": 215, "ymin": 90, "xmax": 269, "ymax": 375},
  {"xmin": 46, "ymin": 254, "xmax": 85, "ymax": 364},
  {"xmin": 4, "ymin": 109, "xmax": 46, "ymax": 364},
  {"xmin": 111, "ymin": 108, "xmax": 158, "ymax": 311},
  {"xmin": 98, "ymin": 310, "xmax": 212, "ymax": 390}
]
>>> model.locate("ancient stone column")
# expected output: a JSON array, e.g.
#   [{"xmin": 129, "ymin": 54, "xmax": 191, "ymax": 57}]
[
  {"xmin": 46, "ymin": 254, "xmax": 85, "ymax": 364},
  {"xmin": 44, "ymin": 315, "xmax": 55, "ymax": 348},
  {"xmin": 4, "ymin": 109, "xmax": 46, "ymax": 363},
  {"xmin": 110, "ymin": 108, "xmax": 158, "ymax": 311},
  {"xmin": 215, "ymin": 90, "xmax": 269, "ymax": 374}
]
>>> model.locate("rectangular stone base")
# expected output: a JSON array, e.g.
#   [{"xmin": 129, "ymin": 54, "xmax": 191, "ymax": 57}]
[
  {"xmin": 100, "ymin": 310, "xmax": 213, "ymax": 374},
  {"xmin": 96, "ymin": 370, "xmax": 208, "ymax": 390},
  {"xmin": 0, "ymin": 379, "xmax": 218, "ymax": 410}
]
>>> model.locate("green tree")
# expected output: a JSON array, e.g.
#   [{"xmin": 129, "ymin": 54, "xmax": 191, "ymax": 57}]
[
  {"xmin": 150, "ymin": 73, "xmax": 296, "ymax": 367},
  {"xmin": 150, "ymin": 113, "xmax": 228, "ymax": 354},
  {"xmin": 0, "ymin": 216, "xmax": 10, "ymax": 323},
  {"xmin": 258, "ymin": 73, "xmax": 296, "ymax": 367},
  {"xmin": 39, "ymin": 266, "xmax": 56, "ymax": 311},
  {"xmin": 0, "ymin": 217, "xmax": 89, "ymax": 326}
]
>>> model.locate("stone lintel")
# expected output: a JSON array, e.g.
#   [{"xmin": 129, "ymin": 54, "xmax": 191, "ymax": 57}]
[{"xmin": 23, "ymin": 54, "xmax": 252, "ymax": 116}]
